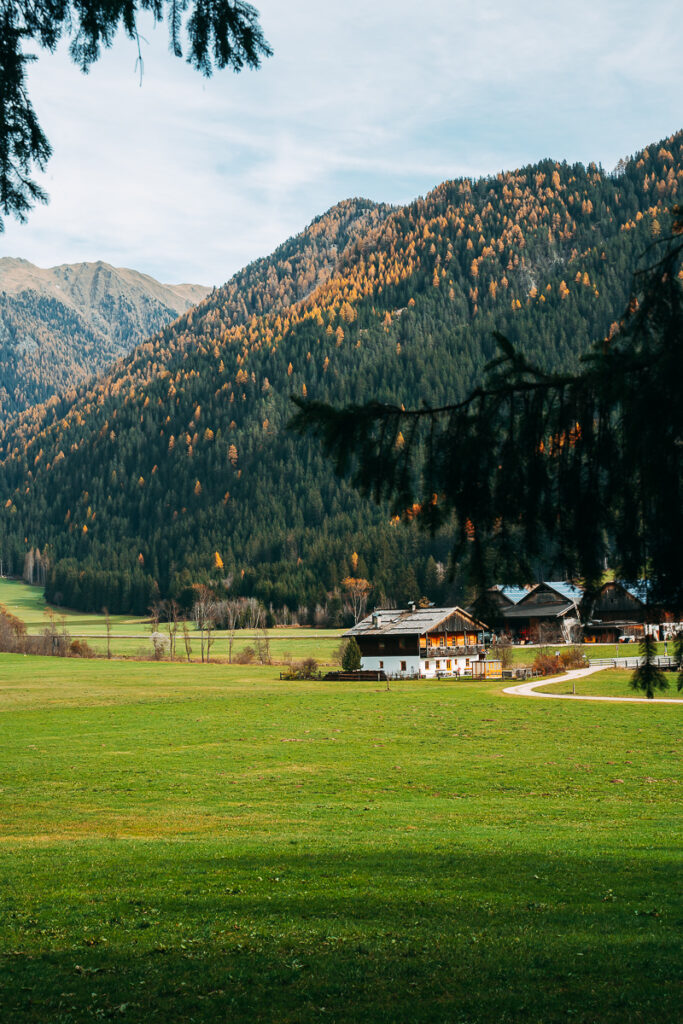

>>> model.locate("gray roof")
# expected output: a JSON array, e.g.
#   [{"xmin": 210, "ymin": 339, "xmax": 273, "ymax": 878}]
[
  {"xmin": 491, "ymin": 582, "xmax": 581, "ymax": 605},
  {"xmin": 503, "ymin": 601, "xmax": 576, "ymax": 620},
  {"xmin": 345, "ymin": 606, "xmax": 483, "ymax": 637},
  {"xmin": 544, "ymin": 581, "xmax": 583, "ymax": 603},
  {"xmin": 623, "ymin": 581, "xmax": 649, "ymax": 604},
  {"xmin": 495, "ymin": 585, "xmax": 528, "ymax": 605}
]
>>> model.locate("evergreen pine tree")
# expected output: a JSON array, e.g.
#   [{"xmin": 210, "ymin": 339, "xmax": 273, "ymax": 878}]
[{"xmin": 342, "ymin": 637, "xmax": 362, "ymax": 672}]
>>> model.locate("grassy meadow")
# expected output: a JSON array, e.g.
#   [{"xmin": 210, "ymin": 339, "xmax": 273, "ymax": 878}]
[
  {"xmin": 0, "ymin": 653, "xmax": 680, "ymax": 1023},
  {"xmin": 541, "ymin": 669, "xmax": 681, "ymax": 699},
  {"xmin": 0, "ymin": 578, "xmax": 344, "ymax": 663},
  {"xmin": 0, "ymin": 578, "xmax": 673, "ymax": 668}
]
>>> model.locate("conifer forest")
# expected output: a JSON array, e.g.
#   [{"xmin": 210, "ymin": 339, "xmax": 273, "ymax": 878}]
[{"xmin": 1, "ymin": 134, "xmax": 681, "ymax": 618}]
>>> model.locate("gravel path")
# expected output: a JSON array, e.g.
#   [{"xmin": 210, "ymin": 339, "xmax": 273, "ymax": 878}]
[{"xmin": 503, "ymin": 666, "xmax": 683, "ymax": 704}]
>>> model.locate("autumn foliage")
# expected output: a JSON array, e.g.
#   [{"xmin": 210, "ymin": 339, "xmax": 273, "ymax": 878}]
[{"xmin": 0, "ymin": 135, "xmax": 681, "ymax": 613}]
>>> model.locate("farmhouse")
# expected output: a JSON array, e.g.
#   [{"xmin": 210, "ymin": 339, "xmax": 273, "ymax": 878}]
[
  {"xmin": 583, "ymin": 581, "xmax": 648, "ymax": 642},
  {"xmin": 488, "ymin": 578, "xmax": 677, "ymax": 644},
  {"xmin": 500, "ymin": 581, "xmax": 583, "ymax": 644},
  {"xmin": 483, "ymin": 584, "xmax": 530, "ymax": 627},
  {"xmin": 345, "ymin": 604, "xmax": 488, "ymax": 678}
]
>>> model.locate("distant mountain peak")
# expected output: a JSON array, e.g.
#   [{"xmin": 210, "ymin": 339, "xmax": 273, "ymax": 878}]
[{"xmin": 0, "ymin": 259, "xmax": 211, "ymax": 417}]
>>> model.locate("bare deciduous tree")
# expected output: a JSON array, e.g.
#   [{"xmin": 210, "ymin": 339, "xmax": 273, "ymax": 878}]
[
  {"xmin": 181, "ymin": 619, "xmax": 193, "ymax": 663},
  {"xmin": 164, "ymin": 599, "xmax": 180, "ymax": 661},
  {"xmin": 342, "ymin": 576, "xmax": 371, "ymax": 624},
  {"xmin": 103, "ymin": 606, "xmax": 112, "ymax": 660},
  {"xmin": 255, "ymin": 611, "xmax": 271, "ymax": 665},
  {"xmin": 225, "ymin": 599, "xmax": 241, "ymax": 663},
  {"xmin": 193, "ymin": 585, "xmax": 217, "ymax": 663},
  {"xmin": 149, "ymin": 602, "xmax": 161, "ymax": 633}
]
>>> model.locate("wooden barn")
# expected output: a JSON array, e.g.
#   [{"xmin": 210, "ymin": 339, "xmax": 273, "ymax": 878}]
[
  {"xmin": 583, "ymin": 581, "xmax": 647, "ymax": 643},
  {"xmin": 500, "ymin": 581, "xmax": 583, "ymax": 644},
  {"xmin": 483, "ymin": 584, "xmax": 530, "ymax": 626}
]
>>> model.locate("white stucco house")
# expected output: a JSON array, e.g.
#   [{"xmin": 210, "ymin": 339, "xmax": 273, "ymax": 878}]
[{"xmin": 345, "ymin": 604, "xmax": 488, "ymax": 678}]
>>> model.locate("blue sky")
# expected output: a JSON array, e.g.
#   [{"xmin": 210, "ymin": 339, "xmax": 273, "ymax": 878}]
[{"xmin": 1, "ymin": 0, "xmax": 681, "ymax": 285}]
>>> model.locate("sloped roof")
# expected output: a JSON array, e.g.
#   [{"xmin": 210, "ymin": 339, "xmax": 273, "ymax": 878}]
[
  {"xmin": 623, "ymin": 581, "xmax": 649, "ymax": 604},
  {"xmin": 491, "ymin": 582, "xmax": 581, "ymax": 605},
  {"xmin": 596, "ymin": 580, "xmax": 648, "ymax": 606},
  {"xmin": 544, "ymin": 581, "xmax": 583, "ymax": 603},
  {"xmin": 497, "ymin": 585, "xmax": 528, "ymax": 605},
  {"xmin": 345, "ymin": 606, "xmax": 484, "ymax": 637},
  {"xmin": 503, "ymin": 601, "xmax": 576, "ymax": 620}
]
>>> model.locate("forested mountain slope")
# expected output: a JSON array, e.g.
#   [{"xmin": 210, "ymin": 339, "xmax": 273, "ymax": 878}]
[
  {"xmin": 0, "ymin": 259, "xmax": 211, "ymax": 416},
  {"xmin": 0, "ymin": 134, "xmax": 680, "ymax": 615},
  {"xmin": 0, "ymin": 200, "xmax": 389, "ymax": 419}
]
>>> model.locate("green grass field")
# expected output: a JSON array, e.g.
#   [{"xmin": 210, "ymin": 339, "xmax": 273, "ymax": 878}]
[
  {"xmin": 505, "ymin": 642, "xmax": 671, "ymax": 665},
  {"xmin": 0, "ymin": 578, "xmax": 144, "ymax": 633},
  {"xmin": 0, "ymin": 579, "xmax": 344, "ymax": 663},
  {"xmin": 540, "ymin": 669, "xmax": 680, "ymax": 699},
  {"xmin": 1, "ymin": 578, "xmax": 673, "ymax": 669},
  {"xmin": 0, "ymin": 654, "xmax": 680, "ymax": 1023}
]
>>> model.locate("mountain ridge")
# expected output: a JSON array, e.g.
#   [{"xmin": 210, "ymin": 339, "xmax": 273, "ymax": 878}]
[
  {"xmin": 0, "ymin": 132, "xmax": 680, "ymax": 615},
  {"xmin": 0, "ymin": 257, "xmax": 210, "ymax": 314},
  {"xmin": 0, "ymin": 198, "xmax": 391, "ymax": 419},
  {"xmin": 0, "ymin": 258, "xmax": 212, "ymax": 417}
]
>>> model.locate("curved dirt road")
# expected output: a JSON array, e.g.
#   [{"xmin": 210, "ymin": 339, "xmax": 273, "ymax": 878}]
[{"xmin": 503, "ymin": 666, "xmax": 683, "ymax": 704}]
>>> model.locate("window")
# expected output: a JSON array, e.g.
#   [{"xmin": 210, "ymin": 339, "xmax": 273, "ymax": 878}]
[
  {"xmin": 447, "ymin": 660, "xmax": 452, "ymax": 670},
  {"xmin": 400, "ymin": 661, "xmax": 407, "ymax": 672},
  {"xmin": 436, "ymin": 661, "xmax": 441, "ymax": 669},
  {"xmin": 425, "ymin": 660, "xmax": 430, "ymax": 669},
  {"xmin": 379, "ymin": 661, "xmax": 384, "ymax": 669},
  {"xmin": 465, "ymin": 658, "xmax": 470, "ymax": 667}
]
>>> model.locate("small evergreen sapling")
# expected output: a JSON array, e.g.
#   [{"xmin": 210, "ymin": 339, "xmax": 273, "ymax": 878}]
[
  {"xmin": 342, "ymin": 637, "xmax": 362, "ymax": 672},
  {"xmin": 631, "ymin": 634, "xmax": 669, "ymax": 700}
]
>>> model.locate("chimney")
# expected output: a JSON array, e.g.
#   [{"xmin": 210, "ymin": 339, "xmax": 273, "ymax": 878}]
[
  {"xmin": 372, "ymin": 611, "xmax": 381, "ymax": 629},
  {"xmin": 408, "ymin": 600, "xmax": 416, "ymax": 614}
]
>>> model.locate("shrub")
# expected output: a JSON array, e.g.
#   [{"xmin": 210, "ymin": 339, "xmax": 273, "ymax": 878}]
[
  {"xmin": 281, "ymin": 657, "xmax": 320, "ymax": 680},
  {"xmin": 69, "ymin": 638, "xmax": 96, "ymax": 658},
  {"xmin": 150, "ymin": 632, "xmax": 169, "ymax": 660},
  {"xmin": 234, "ymin": 645, "xmax": 256, "ymax": 664},
  {"xmin": 532, "ymin": 652, "xmax": 564, "ymax": 676},
  {"xmin": 559, "ymin": 646, "xmax": 587, "ymax": 669},
  {"xmin": 0, "ymin": 605, "xmax": 27, "ymax": 652}
]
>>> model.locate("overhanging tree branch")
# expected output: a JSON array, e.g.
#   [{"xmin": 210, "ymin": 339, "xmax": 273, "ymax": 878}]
[
  {"xmin": 0, "ymin": 1, "xmax": 272, "ymax": 229},
  {"xmin": 290, "ymin": 227, "xmax": 683, "ymax": 615}
]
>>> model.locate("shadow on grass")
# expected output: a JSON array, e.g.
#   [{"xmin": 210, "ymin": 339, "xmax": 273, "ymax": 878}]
[{"xmin": 0, "ymin": 845, "xmax": 679, "ymax": 1023}]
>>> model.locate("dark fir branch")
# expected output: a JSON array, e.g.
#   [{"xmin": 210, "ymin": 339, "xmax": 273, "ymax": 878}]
[
  {"xmin": 290, "ymin": 226, "xmax": 683, "ymax": 614},
  {"xmin": 0, "ymin": 1, "xmax": 272, "ymax": 229}
]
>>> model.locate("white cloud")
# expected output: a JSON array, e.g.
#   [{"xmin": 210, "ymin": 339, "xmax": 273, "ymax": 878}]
[{"xmin": 1, "ymin": 0, "xmax": 681, "ymax": 284}]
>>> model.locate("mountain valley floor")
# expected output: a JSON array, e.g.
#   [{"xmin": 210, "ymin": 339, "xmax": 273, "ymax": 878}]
[
  {"xmin": 0, "ymin": 654, "xmax": 680, "ymax": 1023},
  {"xmin": 0, "ymin": 578, "xmax": 674, "ymax": 667}
]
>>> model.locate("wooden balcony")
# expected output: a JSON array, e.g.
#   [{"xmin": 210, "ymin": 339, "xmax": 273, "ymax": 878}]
[{"xmin": 421, "ymin": 644, "xmax": 486, "ymax": 658}]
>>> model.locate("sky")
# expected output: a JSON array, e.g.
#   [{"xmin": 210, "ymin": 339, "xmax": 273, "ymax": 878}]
[{"xmin": 1, "ymin": 0, "xmax": 681, "ymax": 286}]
